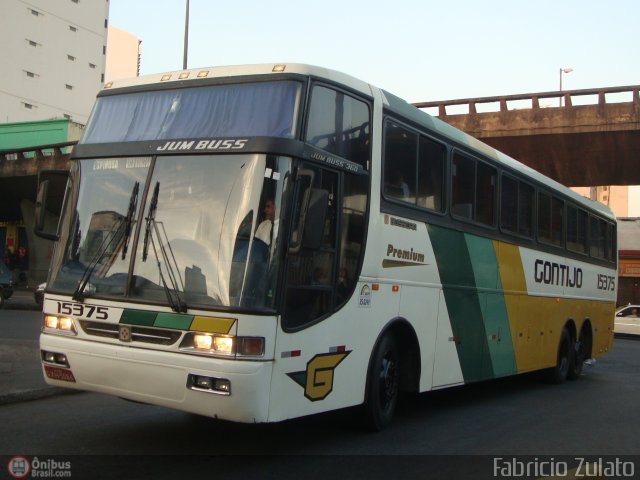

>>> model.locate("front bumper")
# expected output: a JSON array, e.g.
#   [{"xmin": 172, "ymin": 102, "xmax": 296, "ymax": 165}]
[{"xmin": 40, "ymin": 333, "xmax": 273, "ymax": 423}]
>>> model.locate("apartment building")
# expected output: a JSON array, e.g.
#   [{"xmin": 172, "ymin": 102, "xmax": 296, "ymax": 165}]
[{"xmin": 0, "ymin": 0, "xmax": 110, "ymax": 125}]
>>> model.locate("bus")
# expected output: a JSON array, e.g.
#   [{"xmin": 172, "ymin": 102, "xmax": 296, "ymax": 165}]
[{"xmin": 35, "ymin": 64, "xmax": 616, "ymax": 430}]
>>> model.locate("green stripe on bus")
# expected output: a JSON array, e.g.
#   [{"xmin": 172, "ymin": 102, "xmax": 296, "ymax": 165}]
[
  {"xmin": 465, "ymin": 235, "xmax": 517, "ymax": 378},
  {"xmin": 154, "ymin": 312, "xmax": 194, "ymax": 330},
  {"xmin": 428, "ymin": 225, "xmax": 494, "ymax": 382},
  {"xmin": 120, "ymin": 309, "xmax": 157, "ymax": 326}
]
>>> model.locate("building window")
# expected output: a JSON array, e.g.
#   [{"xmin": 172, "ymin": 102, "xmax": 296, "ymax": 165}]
[
  {"xmin": 104, "ymin": 19, "xmax": 108, "ymax": 28},
  {"xmin": 71, "ymin": 0, "xmax": 79, "ymax": 3},
  {"xmin": 101, "ymin": 73, "xmax": 105, "ymax": 83},
  {"xmin": 69, "ymin": 25, "xmax": 77, "ymax": 32},
  {"xmin": 63, "ymin": 114, "xmax": 72, "ymax": 120},
  {"xmin": 65, "ymin": 84, "xmax": 74, "ymax": 90},
  {"xmin": 27, "ymin": 39, "xmax": 38, "ymax": 47},
  {"xmin": 67, "ymin": 54, "xmax": 76, "ymax": 61},
  {"xmin": 103, "ymin": 45, "xmax": 107, "ymax": 55},
  {"xmin": 89, "ymin": 63, "xmax": 96, "ymax": 69},
  {"xmin": 25, "ymin": 71, "xmax": 36, "ymax": 78},
  {"xmin": 30, "ymin": 9, "xmax": 41, "ymax": 16},
  {"xmin": 23, "ymin": 103, "xmax": 35, "ymax": 109}
]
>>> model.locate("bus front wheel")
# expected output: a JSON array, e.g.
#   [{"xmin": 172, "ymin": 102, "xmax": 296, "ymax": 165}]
[{"xmin": 363, "ymin": 334, "xmax": 400, "ymax": 431}]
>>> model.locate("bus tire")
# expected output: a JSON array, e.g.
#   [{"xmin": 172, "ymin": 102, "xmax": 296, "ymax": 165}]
[
  {"xmin": 363, "ymin": 333, "xmax": 400, "ymax": 431},
  {"xmin": 546, "ymin": 328, "xmax": 573, "ymax": 384},
  {"xmin": 568, "ymin": 327, "xmax": 589, "ymax": 380}
]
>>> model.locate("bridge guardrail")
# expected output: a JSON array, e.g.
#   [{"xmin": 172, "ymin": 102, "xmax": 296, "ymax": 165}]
[
  {"xmin": 413, "ymin": 85, "xmax": 640, "ymax": 116},
  {"xmin": 0, "ymin": 141, "xmax": 77, "ymax": 163}
]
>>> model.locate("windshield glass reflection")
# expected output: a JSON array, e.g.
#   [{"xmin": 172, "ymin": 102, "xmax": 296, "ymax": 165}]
[
  {"xmin": 49, "ymin": 158, "xmax": 151, "ymax": 296},
  {"xmin": 131, "ymin": 154, "xmax": 290, "ymax": 310},
  {"xmin": 48, "ymin": 154, "xmax": 291, "ymax": 312}
]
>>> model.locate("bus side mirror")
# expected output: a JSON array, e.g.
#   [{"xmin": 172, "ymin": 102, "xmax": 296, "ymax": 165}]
[
  {"xmin": 34, "ymin": 170, "xmax": 69, "ymax": 241},
  {"xmin": 288, "ymin": 167, "xmax": 329, "ymax": 254}
]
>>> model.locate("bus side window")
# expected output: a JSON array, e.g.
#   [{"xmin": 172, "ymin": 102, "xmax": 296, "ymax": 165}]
[
  {"xmin": 283, "ymin": 167, "xmax": 338, "ymax": 329},
  {"xmin": 384, "ymin": 121, "xmax": 416, "ymax": 203},
  {"xmin": 451, "ymin": 153, "xmax": 474, "ymax": 220},
  {"xmin": 305, "ymin": 85, "xmax": 370, "ymax": 169},
  {"xmin": 417, "ymin": 136, "xmax": 445, "ymax": 212}
]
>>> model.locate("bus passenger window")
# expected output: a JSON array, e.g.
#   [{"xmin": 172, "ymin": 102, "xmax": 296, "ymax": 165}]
[
  {"xmin": 567, "ymin": 205, "xmax": 587, "ymax": 254},
  {"xmin": 383, "ymin": 121, "xmax": 417, "ymax": 203},
  {"xmin": 538, "ymin": 192, "xmax": 563, "ymax": 247},
  {"xmin": 451, "ymin": 153, "xmax": 474, "ymax": 220},
  {"xmin": 502, "ymin": 176, "xmax": 534, "ymax": 238},
  {"xmin": 500, "ymin": 175, "xmax": 518, "ymax": 232},
  {"xmin": 417, "ymin": 136, "xmax": 445, "ymax": 211},
  {"xmin": 589, "ymin": 216, "xmax": 606, "ymax": 259},
  {"xmin": 518, "ymin": 183, "xmax": 534, "ymax": 237},
  {"xmin": 476, "ymin": 162, "xmax": 496, "ymax": 226},
  {"xmin": 538, "ymin": 192, "xmax": 552, "ymax": 243}
]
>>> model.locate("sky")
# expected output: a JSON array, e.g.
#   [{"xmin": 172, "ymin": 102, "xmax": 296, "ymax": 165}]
[{"xmin": 108, "ymin": 0, "xmax": 639, "ymax": 104}]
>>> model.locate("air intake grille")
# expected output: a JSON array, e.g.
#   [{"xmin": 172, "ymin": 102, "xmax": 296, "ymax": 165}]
[{"xmin": 79, "ymin": 321, "xmax": 182, "ymax": 345}]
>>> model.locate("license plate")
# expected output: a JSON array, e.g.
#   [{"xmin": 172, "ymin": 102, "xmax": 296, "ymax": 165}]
[{"xmin": 44, "ymin": 365, "xmax": 76, "ymax": 383}]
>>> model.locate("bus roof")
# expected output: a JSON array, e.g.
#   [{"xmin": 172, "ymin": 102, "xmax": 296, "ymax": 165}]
[
  {"xmin": 102, "ymin": 63, "xmax": 374, "ymax": 98},
  {"xmin": 101, "ymin": 63, "xmax": 614, "ymax": 221}
]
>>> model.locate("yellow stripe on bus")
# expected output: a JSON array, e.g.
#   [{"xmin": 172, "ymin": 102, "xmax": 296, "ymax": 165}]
[
  {"xmin": 493, "ymin": 241, "xmax": 614, "ymax": 373},
  {"xmin": 190, "ymin": 316, "xmax": 236, "ymax": 334}
]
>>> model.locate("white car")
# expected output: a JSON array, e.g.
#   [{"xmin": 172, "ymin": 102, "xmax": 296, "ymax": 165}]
[{"xmin": 614, "ymin": 305, "xmax": 640, "ymax": 336}]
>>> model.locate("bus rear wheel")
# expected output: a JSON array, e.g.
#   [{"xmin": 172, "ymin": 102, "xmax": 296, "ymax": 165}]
[
  {"xmin": 568, "ymin": 328, "xmax": 589, "ymax": 380},
  {"xmin": 546, "ymin": 328, "xmax": 573, "ymax": 384},
  {"xmin": 363, "ymin": 334, "xmax": 400, "ymax": 431}
]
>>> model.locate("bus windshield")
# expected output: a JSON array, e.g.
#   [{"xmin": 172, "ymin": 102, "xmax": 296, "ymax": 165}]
[
  {"xmin": 48, "ymin": 154, "xmax": 292, "ymax": 311},
  {"xmin": 81, "ymin": 80, "xmax": 302, "ymax": 144}
]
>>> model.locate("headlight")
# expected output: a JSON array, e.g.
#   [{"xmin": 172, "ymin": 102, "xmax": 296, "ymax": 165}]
[
  {"xmin": 43, "ymin": 315, "xmax": 77, "ymax": 336},
  {"xmin": 181, "ymin": 333, "xmax": 264, "ymax": 358}
]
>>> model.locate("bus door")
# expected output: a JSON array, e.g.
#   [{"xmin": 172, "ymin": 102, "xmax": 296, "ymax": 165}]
[{"xmin": 269, "ymin": 162, "xmax": 368, "ymax": 421}]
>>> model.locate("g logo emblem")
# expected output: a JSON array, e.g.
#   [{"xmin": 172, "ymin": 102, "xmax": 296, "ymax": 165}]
[{"xmin": 287, "ymin": 351, "xmax": 351, "ymax": 401}]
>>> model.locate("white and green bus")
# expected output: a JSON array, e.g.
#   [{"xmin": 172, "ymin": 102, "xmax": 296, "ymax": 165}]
[{"xmin": 36, "ymin": 64, "xmax": 616, "ymax": 429}]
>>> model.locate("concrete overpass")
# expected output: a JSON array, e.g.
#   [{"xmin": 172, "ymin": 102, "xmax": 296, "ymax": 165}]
[{"xmin": 413, "ymin": 85, "xmax": 640, "ymax": 187}]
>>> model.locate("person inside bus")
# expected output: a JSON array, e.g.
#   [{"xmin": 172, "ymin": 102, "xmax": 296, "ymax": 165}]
[
  {"xmin": 242, "ymin": 198, "xmax": 276, "ymax": 307},
  {"xmin": 385, "ymin": 171, "xmax": 410, "ymax": 201},
  {"xmin": 254, "ymin": 199, "xmax": 275, "ymax": 247}
]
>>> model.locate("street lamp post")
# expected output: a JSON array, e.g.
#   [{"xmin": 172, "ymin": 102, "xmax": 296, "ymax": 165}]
[
  {"xmin": 183, "ymin": 0, "xmax": 190, "ymax": 70},
  {"xmin": 559, "ymin": 67, "xmax": 573, "ymax": 106}
]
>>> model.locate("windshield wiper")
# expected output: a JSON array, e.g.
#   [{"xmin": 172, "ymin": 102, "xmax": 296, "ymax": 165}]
[
  {"xmin": 142, "ymin": 182, "xmax": 159, "ymax": 262},
  {"xmin": 121, "ymin": 181, "xmax": 139, "ymax": 260},
  {"xmin": 140, "ymin": 182, "xmax": 187, "ymax": 313},
  {"xmin": 148, "ymin": 229, "xmax": 188, "ymax": 313}
]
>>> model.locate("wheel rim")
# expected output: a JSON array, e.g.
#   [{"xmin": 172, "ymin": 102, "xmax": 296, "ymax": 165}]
[{"xmin": 378, "ymin": 351, "xmax": 398, "ymax": 411}]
